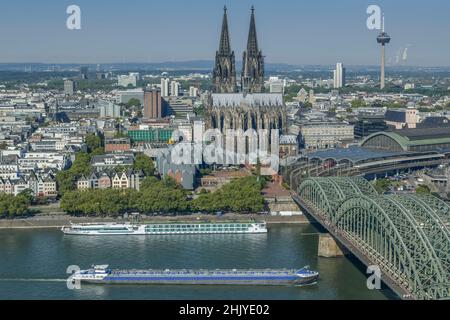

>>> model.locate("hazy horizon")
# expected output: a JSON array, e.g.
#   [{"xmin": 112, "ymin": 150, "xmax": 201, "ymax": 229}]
[{"xmin": 1, "ymin": 0, "xmax": 450, "ymax": 67}]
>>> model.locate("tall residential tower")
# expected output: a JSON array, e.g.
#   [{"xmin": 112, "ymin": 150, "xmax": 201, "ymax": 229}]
[
  {"xmin": 333, "ymin": 63, "xmax": 346, "ymax": 89},
  {"xmin": 143, "ymin": 89, "xmax": 162, "ymax": 119},
  {"xmin": 161, "ymin": 78, "xmax": 170, "ymax": 97}
]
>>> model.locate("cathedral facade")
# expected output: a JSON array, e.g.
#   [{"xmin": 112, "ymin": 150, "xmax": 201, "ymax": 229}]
[{"xmin": 208, "ymin": 6, "xmax": 286, "ymax": 138}]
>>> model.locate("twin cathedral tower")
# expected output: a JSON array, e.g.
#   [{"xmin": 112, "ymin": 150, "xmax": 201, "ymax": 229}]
[
  {"xmin": 206, "ymin": 5, "xmax": 286, "ymax": 167},
  {"xmin": 213, "ymin": 6, "xmax": 265, "ymax": 94}
]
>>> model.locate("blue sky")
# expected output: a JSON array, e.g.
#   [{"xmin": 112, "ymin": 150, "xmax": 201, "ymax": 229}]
[{"xmin": 0, "ymin": 0, "xmax": 449, "ymax": 66}]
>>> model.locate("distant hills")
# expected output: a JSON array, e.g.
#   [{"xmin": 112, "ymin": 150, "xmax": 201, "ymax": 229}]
[
  {"xmin": 0, "ymin": 61, "xmax": 299, "ymax": 72},
  {"xmin": 0, "ymin": 61, "xmax": 449, "ymax": 73}
]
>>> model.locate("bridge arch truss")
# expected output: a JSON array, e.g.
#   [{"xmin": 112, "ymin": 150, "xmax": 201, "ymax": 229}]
[{"xmin": 297, "ymin": 177, "xmax": 450, "ymax": 300}]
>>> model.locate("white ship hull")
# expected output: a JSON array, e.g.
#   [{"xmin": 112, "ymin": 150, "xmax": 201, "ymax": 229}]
[{"xmin": 62, "ymin": 222, "xmax": 268, "ymax": 236}]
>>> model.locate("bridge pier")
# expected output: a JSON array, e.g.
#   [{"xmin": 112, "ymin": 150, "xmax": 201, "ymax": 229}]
[{"xmin": 318, "ymin": 233, "xmax": 347, "ymax": 257}]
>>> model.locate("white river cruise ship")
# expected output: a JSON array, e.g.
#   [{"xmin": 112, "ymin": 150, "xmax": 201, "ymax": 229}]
[{"xmin": 62, "ymin": 221, "xmax": 268, "ymax": 236}]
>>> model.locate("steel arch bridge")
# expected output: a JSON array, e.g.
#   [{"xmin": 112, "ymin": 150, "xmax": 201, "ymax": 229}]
[{"xmin": 296, "ymin": 177, "xmax": 450, "ymax": 300}]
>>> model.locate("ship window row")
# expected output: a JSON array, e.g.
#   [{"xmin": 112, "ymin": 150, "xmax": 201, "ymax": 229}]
[
  {"xmin": 145, "ymin": 226, "xmax": 249, "ymax": 229},
  {"xmin": 73, "ymin": 227, "xmax": 129, "ymax": 231},
  {"xmin": 145, "ymin": 225, "xmax": 249, "ymax": 231},
  {"xmin": 145, "ymin": 227, "xmax": 249, "ymax": 230},
  {"xmin": 146, "ymin": 224, "xmax": 250, "ymax": 229}
]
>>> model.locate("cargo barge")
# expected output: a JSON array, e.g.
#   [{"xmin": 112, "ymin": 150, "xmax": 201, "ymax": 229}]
[{"xmin": 71, "ymin": 265, "xmax": 319, "ymax": 286}]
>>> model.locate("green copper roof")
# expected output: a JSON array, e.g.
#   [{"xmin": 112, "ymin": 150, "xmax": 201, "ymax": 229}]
[{"xmin": 362, "ymin": 131, "xmax": 450, "ymax": 151}]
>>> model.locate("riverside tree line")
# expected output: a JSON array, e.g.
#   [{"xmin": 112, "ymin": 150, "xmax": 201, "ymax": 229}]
[
  {"xmin": 0, "ymin": 192, "xmax": 33, "ymax": 218},
  {"xmin": 60, "ymin": 176, "xmax": 266, "ymax": 217}
]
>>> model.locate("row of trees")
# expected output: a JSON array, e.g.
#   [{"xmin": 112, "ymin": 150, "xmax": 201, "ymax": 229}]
[
  {"xmin": 60, "ymin": 176, "xmax": 266, "ymax": 216},
  {"xmin": 373, "ymin": 178, "xmax": 431, "ymax": 195},
  {"xmin": 43, "ymin": 79, "xmax": 118, "ymax": 92},
  {"xmin": 61, "ymin": 177, "xmax": 188, "ymax": 216},
  {"xmin": 192, "ymin": 177, "xmax": 266, "ymax": 213},
  {"xmin": 0, "ymin": 192, "xmax": 32, "ymax": 218}
]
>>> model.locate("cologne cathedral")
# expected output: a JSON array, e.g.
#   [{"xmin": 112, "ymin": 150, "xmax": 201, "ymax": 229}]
[{"xmin": 207, "ymin": 6, "xmax": 286, "ymax": 136}]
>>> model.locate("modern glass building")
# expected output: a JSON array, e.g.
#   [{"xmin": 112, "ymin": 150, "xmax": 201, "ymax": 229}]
[
  {"xmin": 127, "ymin": 129, "xmax": 174, "ymax": 143},
  {"xmin": 354, "ymin": 115, "xmax": 388, "ymax": 139}
]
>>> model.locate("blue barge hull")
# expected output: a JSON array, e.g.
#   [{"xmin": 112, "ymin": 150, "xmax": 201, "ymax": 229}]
[{"xmin": 73, "ymin": 265, "xmax": 319, "ymax": 287}]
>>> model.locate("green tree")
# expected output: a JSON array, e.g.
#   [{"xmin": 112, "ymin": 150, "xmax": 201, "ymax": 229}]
[
  {"xmin": 0, "ymin": 194, "xmax": 31, "ymax": 218},
  {"xmin": 85, "ymin": 133, "xmax": 102, "ymax": 153},
  {"xmin": 19, "ymin": 189, "xmax": 34, "ymax": 204},
  {"xmin": 127, "ymin": 98, "xmax": 141, "ymax": 108},
  {"xmin": 56, "ymin": 152, "xmax": 92, "ymax": 195},
  {"xmin": 351, "ymin": 99, "xmax": 366, "ymax": 109},
  {"xmin": 373, "ymin": 179, "xmax": 391, "ymax": 194},
  {"xmin": 90, "ymin": 147, "xmax": 105, "ymax": 156},
  {"xmin": 140, "ymin": 176, "xmax": 160, "ymax": 190},
  {"xmin": 192, "ymin": 176, "xmax": 265, "ymax": 214},
  {"xmin": 114, "ymin": 131, "xmax": 128, "ymax": 139},
  {"xmin": 162, "ymin": 176, "xmax": 178, "ymax": 189},
  {"xmin": 60, "ymin": 175, "xmax": 190, "ymax": 216},
  {"xmin": 302, "ymin": 102, "xmax": 313, "ymax": 109},
  {"xmin": 416, "ymin": 185, "xmax": 431, "ymax": 194},
  {"xmin": 61, "ymin": 189, "xmax": 139, "ymax": 216},
  {"xmin": 133, "ymin": 153, "xmax": 155, "ymax": 176}
]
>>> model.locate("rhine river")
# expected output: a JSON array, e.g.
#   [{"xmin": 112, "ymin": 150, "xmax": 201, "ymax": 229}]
[{"xmin": 0, "ymin": 224, "xmax": 396, "ymax": 300}]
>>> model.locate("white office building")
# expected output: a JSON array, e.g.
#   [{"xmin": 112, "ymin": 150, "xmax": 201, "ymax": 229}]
[
  {"xmin": 116, "ymin": 89, "xmax": 144, "ymax": 104},
  {"xmin": 170, "ymin": 81, "xmax": 180, "ymax": 97},
  {"xmin": 176, "ymin": 124, "xmax": 193, "ymax": 142},
  {"xmin": 99, "ymin": 101, "xmax": 122, "ymax": 118},
  {"xmin": 18, "ymin": 152, "xmax": 70, "ymax": 171},
  {"xmin": 129, "ymin": 72, "xmax": 140, "ymax": 81},
  {"xmin": 189, "ymin": 86, "xmax": 199, "ymax": 97},
  {"xmin": 64, "ymin": 80, "xmax": 75, "ymax": 96},
  {"xmin": 161, "ymin": 78, "xmax": 170, "ymax": 97},
  {"xmin": 333, "ymin": 63, "xmax": 346, "ymax": 89},
  {"xmin": 193, "ymin": 120, "xmax": 205, "ymax": 144},
  {"xmin": 118, "ymin": 74, "xmax": 138, "ymax": 87},
  {"xmin": 269, "ymin": 77, "xmax": 284, "ymax": 94}
]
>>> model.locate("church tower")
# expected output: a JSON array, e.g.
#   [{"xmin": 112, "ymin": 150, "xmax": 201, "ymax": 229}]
[
  {"xmin": 212, "ymin": 6, "xmax": 237, "ymax": 93},
  {"xmin": 241, "ymin": 6, "xmax": 265, "ymax": 93}
]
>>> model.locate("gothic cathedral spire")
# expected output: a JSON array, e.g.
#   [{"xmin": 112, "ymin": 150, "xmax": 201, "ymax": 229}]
[
  {"xmin": 241, "ymin": 6, "xmax": 264, "ymax": 93},
  {"xmin": 213, "ymin": 6, "xmax": 237, "ymax": 93}
]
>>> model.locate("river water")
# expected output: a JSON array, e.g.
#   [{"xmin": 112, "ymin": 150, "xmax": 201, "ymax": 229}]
[{"xmin": 0, "ymin": 224, "xmax": 396, "ymax": 300}]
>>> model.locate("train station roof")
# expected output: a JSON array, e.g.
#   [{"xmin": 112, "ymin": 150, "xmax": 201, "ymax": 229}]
[
  {"xmin": 395, "ymin": 127, "xmax": 450, "ymax": 140},
  {"xmin": 362, "ymin": 128, "xmax": 450, "ymax": 151},
  {"xmin": 306, "ymin": 146, "xmax": 412, "ymax": 164}
]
